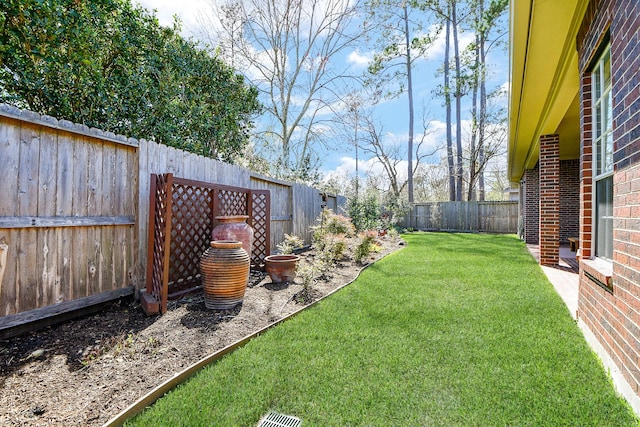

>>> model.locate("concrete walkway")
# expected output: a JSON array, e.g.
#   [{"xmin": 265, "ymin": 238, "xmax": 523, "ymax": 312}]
[{"xmin": 526, "ymin": 245, "xmax": 579, "ymax": 320}]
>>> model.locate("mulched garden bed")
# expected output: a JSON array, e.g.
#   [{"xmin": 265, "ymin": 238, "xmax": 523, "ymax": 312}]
[{"xmin": 0, "ymin": 235, "xmax": 404, "ymax": 426}]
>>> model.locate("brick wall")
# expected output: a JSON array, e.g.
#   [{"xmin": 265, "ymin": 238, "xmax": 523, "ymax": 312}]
[
  {"xmin": 522, "ymin": 161, "xmax": 579, "ymax": 246},
  {"xmin": 523, "ymin": 166, "xmax": 540, "ymax": 244},
  {"xmin": 560, "ymin": 159, "xmax": 580, "ymax": 244},
  {"xmin": 578, "ymin": 0, "xmax": 640, "ymax": 398},
  {"xmin": 539, "ymin": 134, "xmax": 560, "ymax": 265}
]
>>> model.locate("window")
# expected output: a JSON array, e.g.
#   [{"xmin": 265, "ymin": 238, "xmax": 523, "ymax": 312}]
[{"xmin": 592, "ymin": 45, "xmax": 613, "ymax": 260}]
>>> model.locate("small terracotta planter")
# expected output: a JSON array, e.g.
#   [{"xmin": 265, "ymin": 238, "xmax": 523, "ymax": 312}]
[
  {"xmin": 264, "ymin": 254, "xmax": 300, "ymax": 284},
  {"xmin": 199, "ymin": 240, "xmax": 250, "ymax": 310}
]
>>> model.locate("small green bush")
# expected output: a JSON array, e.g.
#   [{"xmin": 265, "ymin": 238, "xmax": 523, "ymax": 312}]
[
  {"xmin": 316, "ymin": 233, "xmax": 347, "ymax": 266},
  {"xmin": 276, "ymin": 234, "xmax": 304, "ymax": 254},
  {"xmin": 312, "ymin": 209, "xmax": 355, "ymax": 247},
  {"xmin": 347, "ymin": 193, "xmax": 381, "ymax": 232},
  {"xmin": 354, "ymin": 232, "xmax": 377, "ymax": 264},
  {"xmin": 323, "ymin": 210, "xmax": 355, "ymax": 236}
]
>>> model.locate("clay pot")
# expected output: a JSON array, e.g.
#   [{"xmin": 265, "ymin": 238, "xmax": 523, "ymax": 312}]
[
  {"xmin": 199, "ymin": 240, "xmax": 250, "ymax": 310},
  {"xmin": 264, "ymin": 254, "xmax": 300, "ymax": 284},
  {"xmin": 212, "ymin": 215, "xmax": 254, "ymax": 262}
]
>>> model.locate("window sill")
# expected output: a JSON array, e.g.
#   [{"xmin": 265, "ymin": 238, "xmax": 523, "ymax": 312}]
[{"xmin": 581, "ymin": 257, "xmax": 613, "ymax": 293}]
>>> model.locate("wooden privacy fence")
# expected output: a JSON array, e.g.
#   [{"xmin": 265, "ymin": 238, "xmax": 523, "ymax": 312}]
[
  {"xmin": 142, "ymin": 174, "xmax": 270, "ymax": 314},
  {"xmin": 404, "ymin": 201, "xmax": 518, "ymax": 233},
  {"xmin": 0, "ymin": 104, "xmax": 345, "ymax": 333},
  {"xmin": 0, "ymin": 105, "xmax": 137, "ymax": 331}
]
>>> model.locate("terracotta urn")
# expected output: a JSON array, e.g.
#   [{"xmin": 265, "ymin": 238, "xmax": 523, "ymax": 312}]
[
  {"xmin": 212, "ymin": 215, "xmax": 254, "ymax": 263},
  {"xmin": 264, "ymin": 254, "xmax": 300, "ymax": 284},
  {"xmin": 199, "ymin": 240, "xmax": 250, "ymax": 310}
]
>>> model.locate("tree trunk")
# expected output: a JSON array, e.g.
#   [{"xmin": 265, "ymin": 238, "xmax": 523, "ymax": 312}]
[
  {"xmin": 478, "ymin": 0, "xmax": 487, "ymax": 201},
  {"xmin": 403, "ymin": 3, "xmax": 415, "ymax": 205},
  {"xmin": 444, "ymin": 5, "xmax": 455, "ymax": 202},
  {"xmin": 468, "ymin": 28, "xmax": 480, "ymax": 202},
  {"xmin": 452, "ymin": 0, "xmax": 463, "ymax": 201}
]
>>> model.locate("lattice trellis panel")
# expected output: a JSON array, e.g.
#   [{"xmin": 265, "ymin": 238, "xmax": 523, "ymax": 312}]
[
  {"xmin": 251, "ymin": 191, "xmax": 270, "ymax": 266},
  {"xmin": 144, "ymin": 173, "xmax": 270, "ymax": 314},
  {"xmin": 167, "ymin": 184, "xmax": 213, "ymax": 297},
  {"xmin": 147, "ymin": 173, "xmax": 171, "ymax": 312},
  {"xmin": 216, "ymin": 189, "xmax": 248, "ymax": 216}
]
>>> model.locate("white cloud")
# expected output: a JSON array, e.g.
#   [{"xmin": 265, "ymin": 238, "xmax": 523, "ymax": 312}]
[
  {"xmin": 347, "ymin": 50, "xmax": 372, "ymax": 68},
  {"xmin": 135, "ymin": 0, "xmax": 209, "ymax": 37},
  {"xmin": 321, "ymin": 155, "xmax": 380, "ymax": 180}
]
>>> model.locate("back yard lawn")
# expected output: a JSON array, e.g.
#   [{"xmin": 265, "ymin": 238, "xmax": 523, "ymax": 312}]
[{"xmin": 129, "ymin": 233, "xmax": 638, "ymax": 426}]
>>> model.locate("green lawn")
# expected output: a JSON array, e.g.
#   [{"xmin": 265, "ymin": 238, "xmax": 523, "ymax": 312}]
[{"xmin": 128, "ymin": 233, "xmax": 638, "ymax": 426}]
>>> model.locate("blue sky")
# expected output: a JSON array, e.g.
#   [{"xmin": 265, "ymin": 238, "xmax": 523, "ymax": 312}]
[{"xmin": 135, "ymin": 0, "xmax": 509, "ymax": 183}]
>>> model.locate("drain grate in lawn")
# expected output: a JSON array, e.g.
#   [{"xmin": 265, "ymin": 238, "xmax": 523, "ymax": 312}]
[{"xmin": 257, "ymin": 411, "xmax": 302, "ymax": 427}]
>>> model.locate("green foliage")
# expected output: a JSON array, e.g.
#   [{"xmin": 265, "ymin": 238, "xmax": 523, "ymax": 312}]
[
  {"xmin": 381, "ymin": 193, "xmax": 411, "ymax": 229},
  {"xmin": 347, "ymin": 193, "xmax": 381, "ymax": 232},
  {"xmin": 312, "ymin": 209, "xmax": 355, "ymax": 243},
  {"xmin": 354, "ymin": 231, "xmax": 376, "ymax": 264},
  {"xmin": 0, "ymin": 0, "xmax": 261, "ymax": 161},
  {"xmin": 276, "ymin": 234, "xmax": 304, "ymax": 255},
  {"xmin": 311, "ymin": 210, "xmax": 353, "ymax": 271},
  {"xmin": 294, "ymin": 262, "xmax": 316, "ymax": 291},
  {"xmin": 316, "ymin": 233, "xmax": 347, "ymax": 268}
]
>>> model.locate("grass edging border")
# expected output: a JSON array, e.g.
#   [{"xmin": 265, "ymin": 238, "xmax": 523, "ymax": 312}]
[{"xmin": 102, "ymin": 246, "xmax": 402, "ymax": 427}]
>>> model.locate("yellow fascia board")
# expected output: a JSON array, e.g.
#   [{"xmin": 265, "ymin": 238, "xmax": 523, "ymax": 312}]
[{"xmin": 508, "ymin": 0, "xmax": 588, "ymax": 182}]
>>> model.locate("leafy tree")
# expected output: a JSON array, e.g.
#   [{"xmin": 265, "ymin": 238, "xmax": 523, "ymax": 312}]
[
  {"xmin": 423, "ymin": 0, "xmax": 472, "ymax": 201},
  {"xmin": 348, "ymin": 191, "xmax": 381, "ymax": 232},
  {"xmin": 365, "ymin": 0, "xmax": 439, "ymax": 205},
  {"xmin": 465, "ymin": 0, "xmax": 508, "ymax": 200},
  {"xmin": 0, "ymin": 0, "xmax": 260, "ymax": 161},
  {"xmin": 422, "ymin": 0, "xmax": 507, "ymax": 201}
]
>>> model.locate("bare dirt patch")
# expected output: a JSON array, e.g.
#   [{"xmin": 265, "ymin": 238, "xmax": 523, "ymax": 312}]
[{"xmin": 0, "ymin": 235, "xmax": 404, "ymax": 426}]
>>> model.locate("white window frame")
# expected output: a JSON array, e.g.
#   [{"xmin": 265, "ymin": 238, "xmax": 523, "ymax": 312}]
[{"xmin": 592, "ymin": 44, "xmax": 613, "ymax": 260}]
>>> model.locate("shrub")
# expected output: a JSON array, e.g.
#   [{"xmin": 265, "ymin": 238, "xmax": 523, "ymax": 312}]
[
  {"xmin": 347, "ymin": 193, "xmax": 381, "ymax": 232},
  {"xmin": 277, "ymin": 234, "xmax": 304, "ymax": 254},
  {"xmin": 316, "ymin": 233, "xmax": 347, "ymax": 266},
  {"xmin": 354, "ymin": 232, "xmax": 377, "ymax": 264},
  {"xmin": 381, "ymin": 195, "xmax": 412, "ymax": 229},
  {"xmin": 386, "ymin": 227, "xmax": 400, "ymax": 240},
  {"xmin": 312, "ymin": 209, "xmax": 355, "ymax": 245},
  {"xmin": 295, "ymin": 262, "xmax": 316, "ymax": 291},
  {"xmin": 323, "ymin": 210, "xmax": 356, "ymax": 236}
]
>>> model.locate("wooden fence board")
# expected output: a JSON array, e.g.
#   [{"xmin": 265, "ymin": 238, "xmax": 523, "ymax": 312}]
[
  {"xmin": 38, "ymin": 129, "xmax": 57, "ymax": 216},
  {"xmin": 55, "ymin": 228, "xmax": 68, "ymax": 305},
  {"xmin": 0, "ymin": 118, "xmax": 20, "ymax": 217},
  {"xmin": 292, "ymin": 184, "xmax": 322, "ymax": 244},
  {"xmin": 43, "ymin": 229, "xmax": 56, "ymax": 306},
  {"xmin": 36, "ymin": 130, "xmax": 56, "ymax": 307},
  {"xmin": 18, "ymin": 123, "xmax": 40, "ymax": 217},
  {"xmin": 0, "ymin": 229, "xmax": 18, "ymax": 316},
  {"xmin": 17, "ymin": 228, "xmax": 38, "ymax": 312},
  {"xmin": 55, "ymin": 132, "xmax": 74, "ymax": 216},
  {"xmin": 101, "ymin": 144, "xmax": 115, "ymax": 295},
  {"xmin": 102, "ymin": 143, "xmax": 116, "ymax": 216}
]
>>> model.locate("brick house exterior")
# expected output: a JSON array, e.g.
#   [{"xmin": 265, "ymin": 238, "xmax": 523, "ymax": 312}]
[
  {"xmin": 578, "ymin": 0, "xmax": 640, "ymax": 405},
  {"xmin": 509, "ymin": 0, "xmax": 640, "ymax": 412},
  {"xmin": 521, "ymin": 160, "xmax": 580, "ymax": 246}
]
